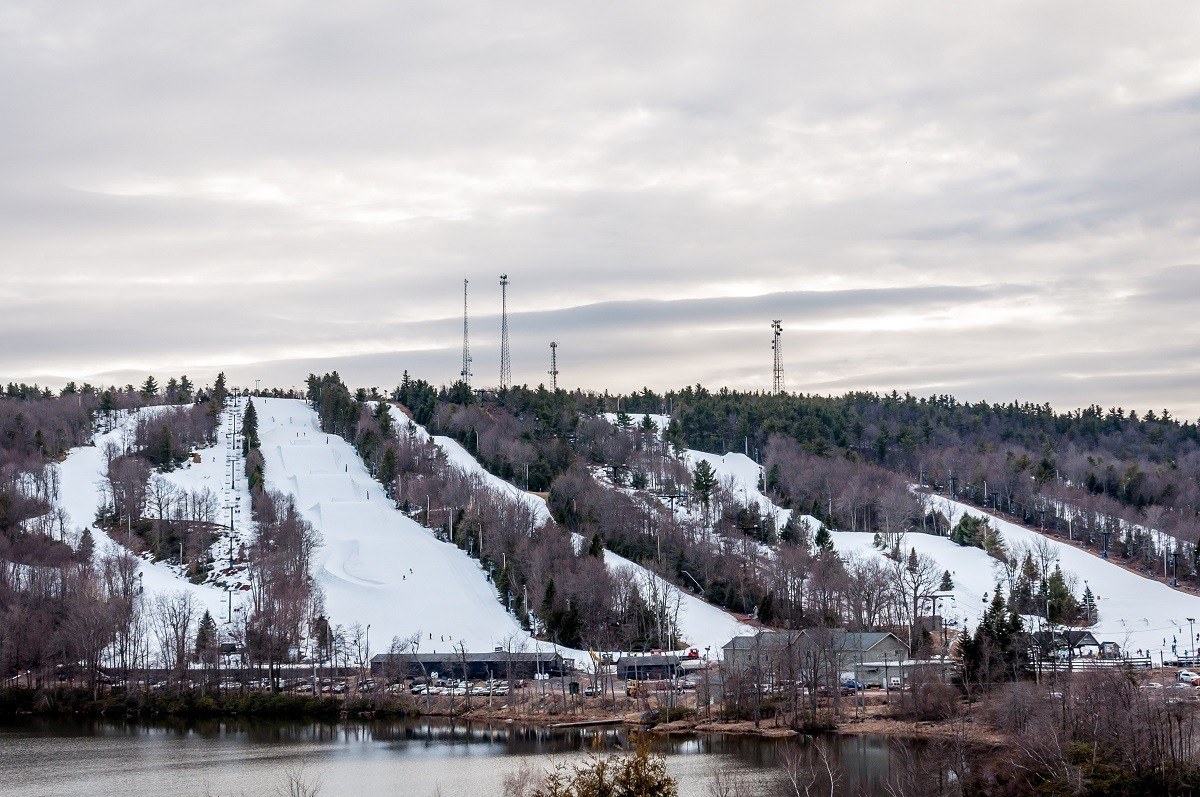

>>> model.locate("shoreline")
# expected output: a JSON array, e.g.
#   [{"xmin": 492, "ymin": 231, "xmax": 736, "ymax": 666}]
[{"xmin": 2, "ymin": 685, "xmax": 1006, "ymax": 747}]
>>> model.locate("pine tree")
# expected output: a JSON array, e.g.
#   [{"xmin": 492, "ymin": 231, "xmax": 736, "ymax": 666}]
[
  {"xmin": 140, "ymin": 375, "xmax": 158, "ymax": 399},
  {"xmin": 241, "ymin": 400, "xmax": 260, "ymax": 453},
  {"xmin": 757, "ymin": 591, "xmax": 776, "ymax": 625},
  {"xmin": 692, "ymin": 460, "xmax": 717, "ymax": 517},
  {"xmin": 178, "ymin": 375, "xmax": 194, "ymax": 402},
  {"xmin": 157, "ymin": 424, "xmax": 175, "ymax": 469},
  {"xmin": 814, "ymin": 523, "xmax": 834, "ymax": 553},
  {"xmin": 588, "ymin": 532, "xmax": 604, "ymax": 558},
  {"xmin": 78, "ymin": 528, "xmax": 94, "ymax": 562},
  {"xmin": 378, "ymin": 446, "xmax": 399, "ymax": 497},
  {"xmin": 1081, "ymin": 584, "xmax": 1096, "ymax": 624},
  {"xmin": 195, "ymin": 610, "xmax": 218, "ymax": 661},
  {"xmin": 940, "ymin": 569, "xmax": 954, "ymax": 591}
]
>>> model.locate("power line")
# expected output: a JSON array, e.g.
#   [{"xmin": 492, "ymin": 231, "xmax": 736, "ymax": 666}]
[
  {"xmin": 499, "ymin": 274, "xmax": 511, "ymax": 390},
  {"xmin": 548, "ymin": 341, "xmax": 559, "ymax": 391},
  {"xmin": 460, "ymin": 278, "xmax": 472, "ymax": 385}
]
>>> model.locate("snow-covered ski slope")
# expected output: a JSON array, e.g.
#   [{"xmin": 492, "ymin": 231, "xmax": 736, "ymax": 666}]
[
  {"xmin": 416, "ymin": 414, "xmax": 753, "ymax": 654},
  {"xmin": 255, "ymin": 398, "xmax": 529, "ymax": 654},
  {"xmin": 681, "ymin": 449, "xmax": 1200, "ymax": 658},
  {"xmin": 55, "ymin": 408, "xmax": 240, "ymax": 620},
  {"xmin": 397, "ymin": 410, "xmax": 751, "ymax": 652}
]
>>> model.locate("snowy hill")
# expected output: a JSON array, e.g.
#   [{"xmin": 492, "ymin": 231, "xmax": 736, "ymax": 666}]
[
  {"xmin": 55, "ymin": 405, "xmax": 248, "ymax": 621},
  {"xmin": 681, "ymin": 448, "xmax": 1200, "ymax": 659},
  {"xmin": 254, "ymin": 398, "xmax": 531, "ymax": 655},
  {"xmin": 395, "ymin": 409, "xmax": 753, "ymax": 655}
]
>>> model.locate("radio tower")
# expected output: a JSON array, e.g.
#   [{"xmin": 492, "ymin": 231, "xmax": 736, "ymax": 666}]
[
  {"xmin": 460, "ymin": 278, "xmax": 472, "ymax": 385},
  {"xmin": 548, "ymin": 341, "xmax": 559, "ymax": 391},
  {"xmin": 499, "ymin": 274, "xmax": 511, "ymax": 389},
  {"xmin": 771, "ymin": 320, "xmax": 784, "ymax": 394}
]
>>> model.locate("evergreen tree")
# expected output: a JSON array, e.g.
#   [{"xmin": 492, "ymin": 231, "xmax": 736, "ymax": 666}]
[
  {"xmin": 78, "ymin": 528, "xmax": 94, "ymax": 563},
  {"xmin": 1082, "ymin": 583, "xmax": 1097, "ymax": 624},
  {"xmin": 1046, "ymin": 564, "xmax": 1078, "ymax": 624},
  {"xmin": 378, "ymin": 446, "xmax": 399, "ymax": 497},
  {"xmin": 156, "ymin": 424, "xmax": 175, "ymax": 469},
  {"xmin": 140, "ymin": 375, "xmax": 158, "ymax": 399},
  {"xmin": 195, "ymin": 610, "xmax": 218, "ymax": 661},
  {"xmin": 692, "ymin": 460, "xmax": 717, "ymax": 517},
  {"xmin": 756, "ymin": 591, "xmax": 776, "ymax": 625},
  {"xmin": 178, "ymin": 375, "xmax": 194, "ymax": 402},
  {"xmin": 588, "ymin": 532, "xmax": 604, "ymax": 558},
  {"xmin": 814, "ymin": 523, "xmax": 834, "ymax": 553},
  {"xmin": 939, "ymin": 569, "xmax": 954, "ymax": 591},
  {"xmin": 240, "ymin": 400, "xmax": 260, "ymax": 453}
]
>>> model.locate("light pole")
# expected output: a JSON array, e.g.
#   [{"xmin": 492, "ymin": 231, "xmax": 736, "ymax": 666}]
[
  {"xmin": 1171, "ymin": 549, "xmax": 1179, "ymax": 587},
  {"xmin": 1189, "ymin": 618, "xmax": 1196, "ymax": 660}
]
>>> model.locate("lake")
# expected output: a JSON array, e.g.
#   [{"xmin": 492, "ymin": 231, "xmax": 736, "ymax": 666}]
[{"xmin": 0, "ymin": 718, "xmax": 900, "ymax": 796}]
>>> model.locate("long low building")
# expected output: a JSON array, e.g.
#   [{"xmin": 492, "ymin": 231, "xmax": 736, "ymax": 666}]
[
  {"xmin": 370, "ymin": 651, "xmax": 574, "ymax": 680},
  {"xmin": 616, "ymin": 654, "xmax": 680, "ymax": 681}
]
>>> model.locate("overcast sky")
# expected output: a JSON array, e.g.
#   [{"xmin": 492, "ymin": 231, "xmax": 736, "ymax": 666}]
[{"xmin": 4, "ymin": 2, "xmax": 1200, "ymax": 415}]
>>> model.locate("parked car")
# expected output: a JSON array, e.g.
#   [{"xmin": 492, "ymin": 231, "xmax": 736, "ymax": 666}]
[{"xmin": 1178, "ymin": 670, "xmax": 1200, "ymax": 684}]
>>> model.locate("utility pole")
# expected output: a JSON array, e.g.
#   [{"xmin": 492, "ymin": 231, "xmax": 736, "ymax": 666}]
[
  {"xmin": 499, "ymin": 274, "xmax": 511, "ymax": 390},
  {"xmin": 771, "ymin": 320, "xmax": 784, "ymax": 394},
  {"xmin": 460, "ymin": 278, "xmax": 472, "ymax": 385},
  {"xmin": 548, "ymin": 341, "xmax": 559, "ymax": 391}
]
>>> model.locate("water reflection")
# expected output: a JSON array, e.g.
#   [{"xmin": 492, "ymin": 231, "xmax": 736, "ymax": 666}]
[{"xmin": 0, "ymin": 717, "xmax": 913, "ymax": 797}]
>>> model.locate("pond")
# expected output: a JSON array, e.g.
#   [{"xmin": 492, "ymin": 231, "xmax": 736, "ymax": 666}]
[{"xmin": 0, "ymin": 717, "xmax": 903, "ymax": 796}]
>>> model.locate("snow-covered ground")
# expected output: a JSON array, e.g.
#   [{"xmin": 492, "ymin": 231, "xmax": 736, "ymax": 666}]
[
  {"xmin": 923, "ymin": 493, "xmax": 1200, "ymax": 660},
  {"xmin": 55, "ymin": 408, "xmax": 236, "ymax": 622},
  {"xmin": 601, "ymin": 412, "xmax": 671, "ymax": 434},
  {"xmin": 432, "ymin": 433, "xmax": 553, "ymax": 526},
  {"xmin": 412, "ymin": 411, "xmax": 753, "ymax": 655},
  {"xmin": 156, "ymin": 396, "xmax": 256, "ymax": 593},
  {"xmin": 676, "ymin": 446, "xmax": 1200, "ymax": 659},
  {"xmin": 255, "ymin": 398, "xmax": 532, "ymax": 656}
]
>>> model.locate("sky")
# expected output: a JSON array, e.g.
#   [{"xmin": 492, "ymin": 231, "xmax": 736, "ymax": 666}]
[{"xmin": 3, "ymin": 2, "xmax": 1200, "ymax": 416}]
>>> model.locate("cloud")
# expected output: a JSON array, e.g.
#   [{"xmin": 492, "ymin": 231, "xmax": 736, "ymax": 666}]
[{"xmin": 2, "ymin": 2, "xmax": 1200, "ymax": 416}]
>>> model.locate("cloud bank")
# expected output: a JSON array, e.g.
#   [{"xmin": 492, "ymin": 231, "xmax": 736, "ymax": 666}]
[{"xmin": 3, "ymin": 2, "xmax": 1200, "ymax": 415}]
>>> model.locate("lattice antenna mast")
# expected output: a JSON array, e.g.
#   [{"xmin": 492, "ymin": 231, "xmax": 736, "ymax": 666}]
[
  {"xmin": 499, "ymin": 274, "xmax": 511, "ymax": 389},
  {"xmin": 771, "ymin": 320, "xmax": 784, "ymax": 394},
  {"xmin": 460, "ymin": 278, "xmax": 472, "ymax": 385},
  {"xmin": 548, "ymin": 341, "xmax": 559, "ymax": 391}
]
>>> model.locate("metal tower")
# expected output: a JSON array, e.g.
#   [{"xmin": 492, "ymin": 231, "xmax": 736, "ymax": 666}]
[
  {"xmin": 548, "ymin": 341, "xmax": 559, "ymax": 391},
  {"xmin": 499, "ymin": 274, "xmax": 511, "ymax": 389},
  {"xmin": 460, "ymin": 278, "xmax": 472, "ymax": 385},
  {"xmin": 771, "ymin": 320, "xmax": 784, "ymax": 394}
]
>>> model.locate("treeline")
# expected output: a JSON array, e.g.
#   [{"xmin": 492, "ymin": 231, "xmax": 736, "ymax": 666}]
[
  {"xmin": 240, "ymin": 394, "xmax": 324, "ymax": 684},
  {"xmin": 95, "ymin": 373, "xmax": 227, "ymax": 570},
  {"xmin": 306, "ymin": 373, "xmax": 675, "ymax": 651},
  {"xmin": 376, "ymin": 378, "xmax": 975, "ymax": 646},
  {"xmin": 601, "ymin": 386, "xmax": 1200, "ymax": 585}
]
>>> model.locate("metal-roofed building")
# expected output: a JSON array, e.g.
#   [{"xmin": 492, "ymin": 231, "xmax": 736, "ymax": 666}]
[{"xmin": 370, "ymin": 651, "xmax": 573, "ymax": 680}]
